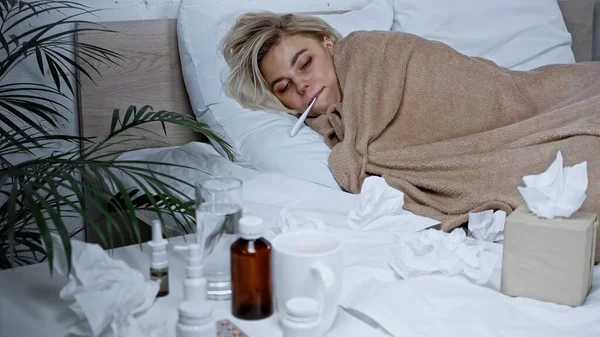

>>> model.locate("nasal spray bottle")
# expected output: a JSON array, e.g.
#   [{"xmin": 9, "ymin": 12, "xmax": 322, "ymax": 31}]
[
  {"xmin": 174, "ymin": 243, "xmax": 207, "ymax": 302},
  {"xmin": 149, "ymin": 219, "xmax": 169, "ymax": 297},
  {"xmin": 174, "ymin": 244, "xmax": 214, "ymax": 337}
]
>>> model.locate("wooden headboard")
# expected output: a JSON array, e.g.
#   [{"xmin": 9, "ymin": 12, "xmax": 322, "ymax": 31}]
[{"xmin": 76, "ymin": 19, "xmax": 204, "ymax": 159}]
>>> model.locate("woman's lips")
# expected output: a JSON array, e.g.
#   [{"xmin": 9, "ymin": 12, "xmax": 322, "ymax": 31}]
[{"xmin": 312, "ymin": 87, "xmax": 325, "ymax": 103}]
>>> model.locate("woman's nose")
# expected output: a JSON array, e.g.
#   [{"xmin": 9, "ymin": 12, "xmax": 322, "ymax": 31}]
[{"xmin": 298, "ymin": 81, "xmax": 309, "ymax": 94}]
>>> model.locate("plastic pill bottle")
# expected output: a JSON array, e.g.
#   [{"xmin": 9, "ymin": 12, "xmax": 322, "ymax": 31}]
[
  {"xmin": 281, "ymin": 297, "xmax": 323, "ymax": 337},
  {"xmin": 176, "ymin": 300, "xmax": 216, "ymax": 337}
]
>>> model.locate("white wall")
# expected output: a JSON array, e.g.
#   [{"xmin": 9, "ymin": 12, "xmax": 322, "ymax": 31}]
[{"xmin": 81, "ymin": 0, "xmax": 181, "ymax": 21}]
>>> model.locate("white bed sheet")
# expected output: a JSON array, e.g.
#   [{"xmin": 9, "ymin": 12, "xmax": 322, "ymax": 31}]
[
  {"xmin": 116, "ymin": 142, "xmax": 355, "ymax": 230},
  {"xmin": 116, "ymin": 142, "xmax": 436, "ymax": 232},
  {"xmin": 116, "ymin": 142, "xmax": 600, "ymax": 337}
]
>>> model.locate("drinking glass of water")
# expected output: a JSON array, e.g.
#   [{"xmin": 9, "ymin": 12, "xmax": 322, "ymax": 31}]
[{"xmin": 195, "ymin": 177, "xmax": 243, "ymax": 300}]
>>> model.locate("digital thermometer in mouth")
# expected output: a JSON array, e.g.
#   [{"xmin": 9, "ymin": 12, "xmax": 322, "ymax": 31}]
[{"xmin": 290, "ymin": 97, "xmax": 317, "ymax": 138}]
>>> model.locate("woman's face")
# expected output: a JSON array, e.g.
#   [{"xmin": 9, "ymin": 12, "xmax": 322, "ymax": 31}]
[{"xmin": 260, "ymin": 35, "xmax": 341, "ymax": 116}]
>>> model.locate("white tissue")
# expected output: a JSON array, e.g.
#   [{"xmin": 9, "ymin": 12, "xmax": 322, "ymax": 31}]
[
  {"xmin": 348, "ymin": 176, "xmax": 438, "ymax": 231},
  {"xmin": 388, "ymin": 229, "xmax": 500, "ymax": 285},
  {"xmin": 518, "ymin": 151, "xmax": 588, "ymax": 219},
  {"xmin": 349, "ymin": 176, "xmax": 405, "ymax": 225},
  {"xmin": 468, "ymin": 210, "xmax": 506, "ymax": 242},
  {"xmin": 264, "ymin": 208, "xmax": 328, "ymax": 239},
  {"xmin": 49, "ymin": 233, "xmax": 160, "ymax": 337}
]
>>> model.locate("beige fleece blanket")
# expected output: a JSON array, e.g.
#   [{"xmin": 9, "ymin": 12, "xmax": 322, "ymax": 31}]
[{"xmin": 309, "ymin": 31, "xmax": 600, "ymax": 259}]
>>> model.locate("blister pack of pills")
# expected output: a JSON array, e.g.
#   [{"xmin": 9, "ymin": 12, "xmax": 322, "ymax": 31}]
[{"xmin": 217, "ymin": 319, "xmax": 250, "ymax": 337}]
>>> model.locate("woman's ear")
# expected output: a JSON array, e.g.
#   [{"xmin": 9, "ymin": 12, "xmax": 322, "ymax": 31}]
[{"xmin": 323, "ymin": 36, "xmax": 334, "ymax": 55}]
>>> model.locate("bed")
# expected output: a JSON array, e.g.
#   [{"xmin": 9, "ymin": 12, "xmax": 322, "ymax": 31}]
[{"xmin": 71, "ymin": 1, "xmax": 600, "ymax": 336}]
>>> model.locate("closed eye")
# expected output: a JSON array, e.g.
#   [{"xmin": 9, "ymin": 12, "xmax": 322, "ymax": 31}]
[
  {"xmin": 278, "ymin": 82, "xmax": 290, "ymax": 94},
  {"xmin": 301, "ymin": 57, "xmax": 312, "ymax": 70}
]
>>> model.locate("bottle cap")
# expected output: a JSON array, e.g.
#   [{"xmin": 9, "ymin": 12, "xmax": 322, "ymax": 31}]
[
  {"xmin": 178, "ymin": 300, "xmax": 212, "ymax": 325},
  {"xmin": 285, "ymin": 297, "xmax": 320, "ymax": 323},
  {"xmin": 238, "ymin": 216, "xmax": 265, "ymax": 240},
  {"xmin": 174, "ymin": 243, "xmax": 204, "ymax": 278},
  {"xmin": 151, "ymin": 219, "xmax": 163, "ymax": 245},
  {"xmin": 148, "ymin": 219, "xmax": 168, "ymax": 269}
]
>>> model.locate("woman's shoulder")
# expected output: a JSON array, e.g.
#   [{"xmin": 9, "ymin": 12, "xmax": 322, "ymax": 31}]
[
  {"xmin": 341, "ymin": 30, "xmax": 422, "ymax": 42},
  {"xmin": 336, "ymin": 30, "xmax": 464, "ymax": 60},
  {"xmin": 337, "ymin": 30, "xmax": 426, "ymax": 50}
]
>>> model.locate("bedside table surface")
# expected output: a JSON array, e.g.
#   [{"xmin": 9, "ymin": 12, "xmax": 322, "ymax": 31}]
[{"xmin": 0, "ymin": 233, "xmax": 389, "ymax": 337}]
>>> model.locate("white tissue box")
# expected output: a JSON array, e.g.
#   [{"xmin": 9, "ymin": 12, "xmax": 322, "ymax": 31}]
[{"xmin": 500, "ymin": 205, "xmax": 598, "ymax": 307}]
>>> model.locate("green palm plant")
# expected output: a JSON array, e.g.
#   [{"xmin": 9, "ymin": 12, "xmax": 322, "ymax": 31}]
[{"xmin": 0, "ymin": 0, "xmax": 233, "ymax": 272}]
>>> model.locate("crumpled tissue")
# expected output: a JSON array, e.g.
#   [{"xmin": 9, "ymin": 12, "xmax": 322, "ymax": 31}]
[
  {"xmin": 49, "ymin": 233, "xmax": 161, "ymax": 337},
  {"xmin": 468, "ymin": 209, "xmax": 506, "ymax": 242},
  {"xmin": 264, "ymin": 208, "xmax": 328, "ymax": 240},
  {"xmin": 388, "ymin": 229, "xmax": 501, "ymax": 285},
  {"xmin": 347, "ymin": 176, "xmax": 438, "ymax": 231},
  {"xmin": 518, "ymin": 151, "xmax": 588, "ymax": 219}
]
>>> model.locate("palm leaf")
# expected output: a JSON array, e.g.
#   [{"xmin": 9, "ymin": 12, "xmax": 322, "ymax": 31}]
[
  {"xmin": 0, "ymin": 83, "xmax": 71, "ymax": 131},
  {"xmin": 43, "ymin": 46, "xmax": 92, "ymax": 85},
  {"xmin": 3, "ymin": 138, "xmax": 202, "ymax": 267},
  {"xmin": 1, "ymin": 11, "xmax": 116, "ymax": 81},
  {"xmin": 3, "ymin": 2, "xmax": 91, "ymax": 33},
  {"xmin": 4, "ymin": 182, "xmax": 19, "ymax": 267},
  {"xmin": 21, "ymin": 187, "xmax": 55, "ymax": 272},
  {"xmin": 0, "ymin": 132, "xmax": 83, "ymax": 157},
  {"xmin": 29, "ymin": 181, "xmax": 72, "ymax": 274},
  {"xmin": 1, "ymin": 97, "xmax": 67, "ymax": 125},
  {"xmin": 98, "ymin": 105, "xmax": 235, "ymax": 160},
  {"xmin": 0, "ymin": 29, "xmax": 9, "ymax": 54}
]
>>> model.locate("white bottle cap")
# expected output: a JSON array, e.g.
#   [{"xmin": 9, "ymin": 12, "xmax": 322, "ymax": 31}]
[
  {"xmin": 285, "ymin": 297, "xmax": 320, "ymax": 323},
  {"xmin": 148, "ymin": 219, "xmax": 168, "ymax": 269},
  {"xmin": 178, "ymin": 300, "xmax": 212, "ymax": 325},
  {"xmin": 151, "ymin": 219, "xmax": 163, "ymax": 245},
  {"xmin": 175, "ymin": 243, "xmax": 204, "ymax": 278},
  {"xmin": 238, "ymin": 216, "xmax": 265, "ymax": 240}
]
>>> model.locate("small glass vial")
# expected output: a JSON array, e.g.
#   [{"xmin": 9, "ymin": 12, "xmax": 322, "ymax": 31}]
[
  {"xmin": 150, "ymin": 267, "xmax": 169, "ymax": 297},
  {"xmin": 176, "ymin": 300, "xmax": 216, "ymax": 337},
  {"xmin": 230, "ymin": 216, "xmax": 273, "ymax": 320},
  {"xmin": 282, "ymin": 297, "xmax": 323, "ymax": 337}
]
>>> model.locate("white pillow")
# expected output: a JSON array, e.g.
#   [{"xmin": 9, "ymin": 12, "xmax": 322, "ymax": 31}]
[
  {"xmin": 391, "ymin": 0, "xmax": 575, "ymax": 71},
  {"xmin": 177, "ymin": 0, "xmax": 394, "ymax": 189}
]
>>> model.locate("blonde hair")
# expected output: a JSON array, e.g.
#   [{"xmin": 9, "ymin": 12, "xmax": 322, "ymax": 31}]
[{"xmin": 219, "ymin": 11, "xmax": 341, "ymax": 113}]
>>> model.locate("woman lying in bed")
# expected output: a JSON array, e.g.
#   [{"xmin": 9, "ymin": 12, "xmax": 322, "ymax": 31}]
[{"xmin": 219, "ymin": 12, "xmax": 600, "ymax": 243}]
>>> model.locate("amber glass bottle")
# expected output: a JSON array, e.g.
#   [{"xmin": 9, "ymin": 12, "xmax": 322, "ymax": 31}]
[{"xmin": 230, "ymin": 216, "xmax": 273, "ymax": 320}]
